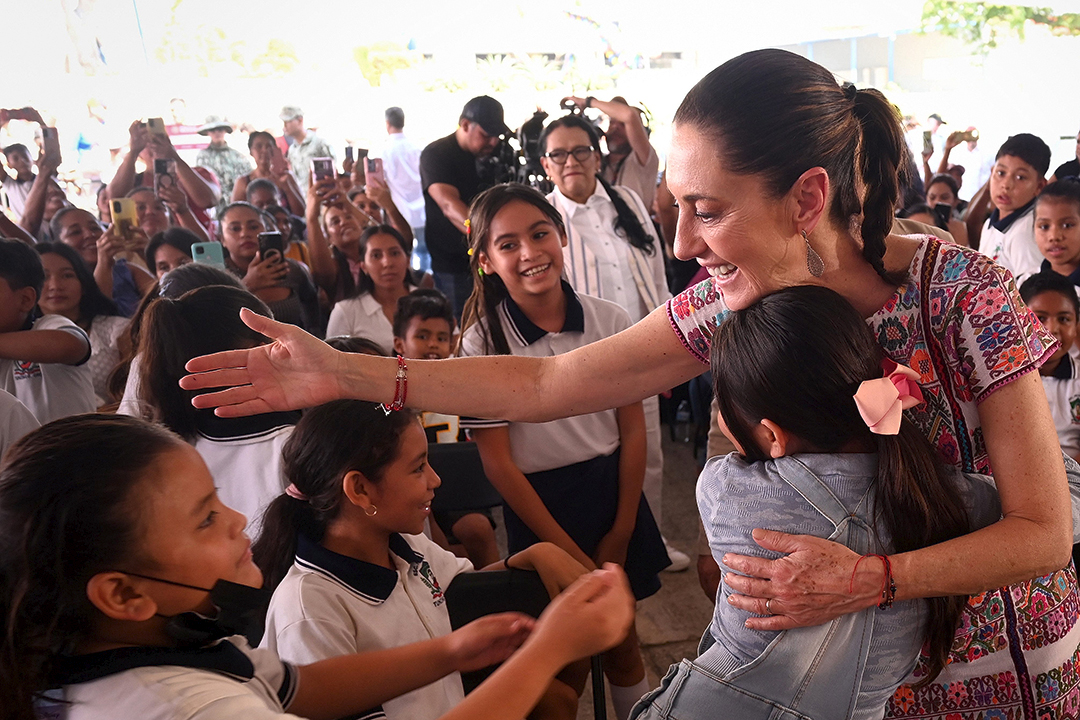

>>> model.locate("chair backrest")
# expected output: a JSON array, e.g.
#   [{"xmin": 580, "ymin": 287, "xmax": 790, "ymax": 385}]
[{"xmin": 427, "ymin": 442, "xmax": 503, "ymax": 513}]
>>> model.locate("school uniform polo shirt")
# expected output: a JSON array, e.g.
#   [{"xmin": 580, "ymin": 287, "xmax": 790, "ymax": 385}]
[
  {"xmin": 0, "ymin": 314, "xmax": 95, "ymax": 425},
  {"xmin": 980, "ymin": 200, "xmax": 1042, "ymax": 283},
  {"xmin": 1042, "ymin": 354, "xmax": 1080, "ymax": 459},
  {"xmin": 458, "ymin": 282, "xmax": 632, "ymax": 474},
  {"xmin": 263, "ymin": 533, "xmax": 472, "ymax": 720},
  {"xmin": 49, "ymin": 636, "xmax": 300, "ymax": 720}
]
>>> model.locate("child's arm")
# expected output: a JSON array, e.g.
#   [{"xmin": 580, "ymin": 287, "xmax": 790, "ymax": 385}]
[
  {"xmin": 486, "ymin": 541, "xmax": 590, "ymax": 599},
  {"xmin": 289, "ymin": 612, "xmax": 532, "ymax": 720},
  {"xmin": 0, "ymin": 328, "xmax": 88, "ymax": 365},
  {"xmin": 471, "ymin": 426, "xmax": 596, "ymax": 570},
  {"xmin": 594, "ymin": 401, "xmax": 647, "ymax": 567}
]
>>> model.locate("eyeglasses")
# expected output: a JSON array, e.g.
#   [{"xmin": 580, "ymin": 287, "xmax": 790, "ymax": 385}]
[{"xmin": 543, "ymin": 146, "xmax": 596, "ymax": 165}]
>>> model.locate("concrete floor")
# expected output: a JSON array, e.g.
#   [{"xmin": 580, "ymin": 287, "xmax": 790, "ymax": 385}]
[{"xmin": 576, "ymin": 434, "xmax": 716, "ymax": 719}]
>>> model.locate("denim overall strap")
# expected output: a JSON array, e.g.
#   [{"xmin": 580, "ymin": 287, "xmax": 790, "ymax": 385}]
[{"xmin": 686, "ymin": 457, "xmax": 879, "ymax": 720}]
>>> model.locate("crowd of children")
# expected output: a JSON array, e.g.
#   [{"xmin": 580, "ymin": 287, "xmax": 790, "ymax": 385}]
[{"xmin": 2, "ymin": 84, "xmax": 1080, "ymax": 720}]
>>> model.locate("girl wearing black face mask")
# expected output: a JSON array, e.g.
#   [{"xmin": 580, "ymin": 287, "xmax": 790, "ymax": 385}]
[{"xmin": 0, "ymin": 414, "xmax": 636, "ymax": 720}]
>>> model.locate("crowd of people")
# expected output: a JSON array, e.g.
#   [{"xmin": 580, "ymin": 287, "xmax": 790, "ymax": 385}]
[{"xmin": 2, "ymin": 45, "xmax": 1080, "ymax": 720}]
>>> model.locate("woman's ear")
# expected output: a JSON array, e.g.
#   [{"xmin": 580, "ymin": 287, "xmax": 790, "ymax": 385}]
[
  {"xmin": 85, "ymin": 572, "xmax": 159, "ymax": 622},
  {"xmin": 789, "ymin": 167, "xmax": 830, "ymax": 236},
  {"xmin": 342, "ymin": 469, "xmax": 377, "ymax": 513},
  {"xmin": 753, "ymin": 419, "xmax": 790, "ymax": 459}
]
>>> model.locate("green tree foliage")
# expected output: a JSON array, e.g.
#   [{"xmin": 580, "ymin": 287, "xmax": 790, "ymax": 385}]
[
  {"xmin": 922, "ymin": 0, "xmax": 1080, "ymax": 50},
  {"xmin": 352, "ymin": 44, "xmax": 416, "ymax": 87}
]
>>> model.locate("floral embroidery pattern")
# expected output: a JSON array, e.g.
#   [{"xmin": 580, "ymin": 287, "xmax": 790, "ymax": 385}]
[{"xmin": 666, "ymin": 239, "xmax": 1076, "ymax": 719}]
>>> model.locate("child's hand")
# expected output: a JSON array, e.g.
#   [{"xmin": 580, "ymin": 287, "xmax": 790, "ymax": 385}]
[
  {"xmin": 512, "ymin": 542, "xmax": 590, "ymax": 597},
  {"xmin": 593, "ymin": 529, "xmax": 631, "ymax": 569},
  {"xmin": 529, "ymin": 565, "xmax": 635, "ymax": 664},
  {"xmin": 446, "ymin": 612, "xmax": 534, "ymax": 672}
]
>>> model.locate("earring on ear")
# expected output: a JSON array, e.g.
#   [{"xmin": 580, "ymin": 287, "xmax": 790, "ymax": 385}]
[
  {"xmin": 477, "ymin": 267, "xmax": 485, "ymax": 276},
  {"xmin": 802, "ymin": 230, "xmax": 824, "ymax": 278},
  {"xmin": 364, "ymin": 504, "xmax": 378, "ymax": 517}
]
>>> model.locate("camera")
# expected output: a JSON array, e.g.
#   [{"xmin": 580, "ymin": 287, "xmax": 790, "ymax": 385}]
[{"xmin": 476, "ymin": 110, "xmax": 552, "ymax": 194}]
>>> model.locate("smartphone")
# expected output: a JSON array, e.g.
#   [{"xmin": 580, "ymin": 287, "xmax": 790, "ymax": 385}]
[
  {"xmin": 311, "ymin": 157, "xmax": 335, "ymax": 183},
  {"xmin": 356, "ymin": 148, "xmax": 369, "ymax": 159},
  {"xmin": 153, "ymin": 158, "xmax": 177, "ymax": 195},
  {"xmin": 344, "ymin": 146, "xmax": 354, "ymax": 163},
  {"xmin": 258, "ymin": 231, "xmax": 285, "ymax": 263},
  {"xmin": 146, "ymin": 117, "xmax": 168, "ymax": 136},
  {"xmin": 111, "ymin": 197, "xmax": 139, "ymax": 239},
  {"xmin": 191, "ymin": 242, "xmax": 225, "ymax": 268},
  {"xmin": 42, "ymin": 127, "xmax": 61, "ymax": 165},
  {"xmin": 365, "ymin": 157, "xmax": 384, "ymax": 185},
  {"xmin": 958, "ymin": 129, "xmax": 979, "ymax": 143},
  {"xmin": 922, "ymin": 130, "xmax": 933, "ymax": 156},
  {"xmin": 932, "ymin": 203, "xmax": 953, "ymax": 230}
]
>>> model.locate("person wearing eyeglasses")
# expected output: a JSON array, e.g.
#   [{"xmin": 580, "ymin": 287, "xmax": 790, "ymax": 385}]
[{"xmin": 539, "ymin": 114, "xmax": 689, "ymax": 572}]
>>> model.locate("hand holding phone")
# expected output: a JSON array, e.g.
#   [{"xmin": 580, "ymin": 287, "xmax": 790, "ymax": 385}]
[
  {"xmin": 146, "ymin": 117, "xmax": 168, "ymax": 137},
  {"xmin": 258, "ymin": 231, "xmax": 285, "ymax": 264},
  {"xmin": 311, "ymin": 157, "xmax": 335, "ymax": 184},
  {"xmin": 922, "ymin": 130, "xmax": 933, "ymax": 157},
  {"xmin": 365, "ymin": 157, "xmax": 385, "ymax": 186},
  {"xmin": 154, "ymin": 158, "xmax": 178, "ymax": 195},
  {"xmin": 110, "ymin": 198, "xmax": 139, "ymax": 242},
  {"xmin": 191, "ymin": 242, "xmax": 226, "ymax": 269}
]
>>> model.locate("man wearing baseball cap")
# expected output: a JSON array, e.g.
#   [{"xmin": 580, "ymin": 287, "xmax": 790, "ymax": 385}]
[
  {"xmin": 280, "ymin": 105, "xmax": 334, "ymax": 190},
  {"xmin": 419, "ymin": 95, "xmax": 509, "ymax": 318},
  {"xmin": 194, "ymin": 115, "xmax": 252, "ymax": 211}
]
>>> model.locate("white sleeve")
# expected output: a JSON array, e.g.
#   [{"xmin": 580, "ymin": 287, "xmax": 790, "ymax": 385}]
[
  {"xmin": 0, "ymin": 389, "xmax": 38, "ymax": 458},
  {"xmin": 325, "ymin": 301, "xmax": 355, "ymax": 338}
]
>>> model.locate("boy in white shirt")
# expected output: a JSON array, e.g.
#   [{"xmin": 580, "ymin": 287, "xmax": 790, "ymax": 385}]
[
  {"xmin": 0, "ymin": 239, "xmax": 95, "ymax": 424},
  {"xmin": 979, "ymin": 133, "xmax": 1051, "ymax": 283},
  {"xmin": 1020, "ymin": 271, "xmax": 1080, "ymax": 460}
]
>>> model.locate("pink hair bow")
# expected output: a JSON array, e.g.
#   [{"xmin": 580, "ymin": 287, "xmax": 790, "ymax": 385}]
[{"xmin": 853, "ymin": 359, "xmax": 925, "ymax": 435}]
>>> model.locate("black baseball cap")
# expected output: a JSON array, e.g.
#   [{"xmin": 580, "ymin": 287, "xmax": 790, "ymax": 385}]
[{"xmin": 461, "ymin": 96, "xmax": 510, "ymax": 137}]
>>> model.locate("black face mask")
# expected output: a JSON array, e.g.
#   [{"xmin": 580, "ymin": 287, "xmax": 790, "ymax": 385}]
[{"xmin": 121, "ymin": 572, "xmax": 270, "ymax": 648}]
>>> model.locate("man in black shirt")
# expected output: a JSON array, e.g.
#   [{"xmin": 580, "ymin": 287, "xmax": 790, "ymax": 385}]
[
  {"xmin": 420, "ymin": 96, "xmax": 508, "ymax": 319},
  {"xmin": 1051, "ymin": 129, "xmax": 1080, "ymax": 182}
]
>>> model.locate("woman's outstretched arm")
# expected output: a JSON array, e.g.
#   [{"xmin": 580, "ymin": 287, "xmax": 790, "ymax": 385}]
[{"xmin": 181, "ymin": 304, "xmax": 704, "ymax": 422}]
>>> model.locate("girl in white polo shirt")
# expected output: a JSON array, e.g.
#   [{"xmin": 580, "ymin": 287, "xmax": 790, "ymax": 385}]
[
  {"xmin": 455, "ymin": 184, "xmax": 668, "ymax": 720},
  {"xmin": 0, "ymin": 414, "xmax": 635, "ymax": 720},
  {"xmin": 257, "ymin": 400, "xmax": 596, "ymax": 720}
]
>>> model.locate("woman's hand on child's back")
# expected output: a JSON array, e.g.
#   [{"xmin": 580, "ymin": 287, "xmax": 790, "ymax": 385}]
[
  {"xmin": 446, "ymin": 612, "xmax": 535, "ymax": 673},
  {"xmin": 182, "ymin": 308, "xmax": 355, "ymax": 416},
  {"xmin": 529, "ymin": 565, "xmax": 635, "ymax": 664}
]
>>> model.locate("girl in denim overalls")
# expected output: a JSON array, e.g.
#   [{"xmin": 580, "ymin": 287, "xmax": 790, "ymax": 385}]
[{"xmin": 632, "ymin": 286, "xmax": 1003, "ymax": 720}]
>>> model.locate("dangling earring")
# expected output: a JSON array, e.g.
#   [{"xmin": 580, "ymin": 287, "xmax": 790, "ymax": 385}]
[
  {"xmin": 364, "ymin": 504, "xmax": 378, "ymax": 517},
  {"xmin": 803, "ymin": 230, "xmax": 824, "ymax": 278}
]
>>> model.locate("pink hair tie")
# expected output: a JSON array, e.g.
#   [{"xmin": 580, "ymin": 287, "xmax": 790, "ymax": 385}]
[
  {"xmin": 285, "ymin": 484, "xmax": 309, "ymax": 502},
  {"xmin": 853, "ymin": 359, "xmax": 925, "ymax": 436}
]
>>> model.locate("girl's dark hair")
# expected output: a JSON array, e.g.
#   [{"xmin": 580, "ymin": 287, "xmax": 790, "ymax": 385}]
[
  {"xmin": 0, "ymin": 414, "xmax": 182, "ymax": 720},
  {"xmin": 458, "ymin": 184, "xmax": 566, "ymax": 356},
  {"xmin": 353, "ymin": 224, "xmax": 419, "ymax": 297},
  {"xmin": 325, "ymin": 335, "xmax": 388, "ymax": 356},
  {"xmin": 107, "ymin": 264, "xmax": 245, "ymax": 404},
  {"xmin": 1019, "ymin": 271, "xmax": 1080, "ymax": 316},
  {"xmin": 144, "ymin": 227, "xmax": 198, "ymax": 272},
  {"xmin": 926, "ymin": 173, "xmax": 960, "ymax": 198},
  {"xmin": 254, "ymin": 402, "xmax": 417, "ymax": 591},
  {"xmin": 1037, "ymin": 177, "xmax": 1080, "ymax": 215},
  {"xmin": 675, "ymin": 49, "xmax": 907, "ymax": 286},
  {"xmin": 711, "ymin": 285, "xmax": 970, "ymax": 685},
  {"xmin": 34, "ymin": 242, "xmax": 120, "ymax": 322},
  {"xmin": 539, "ymin": 114, "xmax": 654, "ymax": 256},
  {"xmin": 139, "ymin": 285, "xmax": 271, "ymax": 438},
  {"xmin": 218, "ymin": 201, "xmax": 274, "ymax": 229},
  {"xmin": 247, "ymin": 130, "xmax": 275, "ymax": 152}
]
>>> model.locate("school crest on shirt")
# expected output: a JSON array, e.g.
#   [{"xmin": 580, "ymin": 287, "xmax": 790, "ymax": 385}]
[
  {"xmin": 1070, "ymin": 396, "xmax": 1080, "ymax": 425},
  {"xmin": 13, "ymin": 360, "xmax": 41, "ymax": 381},
  {"xmin": 412, "ymin": 560, "xmax": 445, "ymax": 606}
]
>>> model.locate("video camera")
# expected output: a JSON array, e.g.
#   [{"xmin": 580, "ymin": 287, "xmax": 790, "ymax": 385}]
[{"xmin": 477, "ymin": 109, "xmax": 552, "ymax": 193}]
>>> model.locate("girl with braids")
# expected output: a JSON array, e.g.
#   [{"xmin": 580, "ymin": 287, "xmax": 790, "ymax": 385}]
[
  {"xmin": 0, "ymin": 414, "xmax": 635, "ymax": 720},
  {"xmin": 184, "ymin": 49, "xmax": 1078, "ymax": 718},
  {"xmin": 635, "ymin": 286, "xmax": 1002, "ymax": 718},
  {"xmin": 457, "ymin": 183, "xmax": 667, "ymax": 720}
]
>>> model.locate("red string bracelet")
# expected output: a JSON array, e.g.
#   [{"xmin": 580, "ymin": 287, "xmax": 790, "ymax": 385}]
[
  {"xmin": 381, "ymin": 355, "xmax": 408, "ymax": 415},
  {"xmin": 848, "ymin": 553, "xmax": 896, "ymax": 610}
]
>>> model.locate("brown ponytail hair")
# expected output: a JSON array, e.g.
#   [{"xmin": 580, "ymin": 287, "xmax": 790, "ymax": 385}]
[
  {"xmin": 711, "ymin": 285, "xmax": 969, "ymax": 684},
  {"xmin": 674, "ymin": 49, "xmax": 906, "ymax": 285}
]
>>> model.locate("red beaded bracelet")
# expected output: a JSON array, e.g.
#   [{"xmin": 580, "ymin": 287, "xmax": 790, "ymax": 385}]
[
  {"xmin": 381, "ymin": 355, "xmax": 408, "ymax": 415},
  {"xmin": 849, "ymin": 553, "xmax": 897, "ymax": 610}
]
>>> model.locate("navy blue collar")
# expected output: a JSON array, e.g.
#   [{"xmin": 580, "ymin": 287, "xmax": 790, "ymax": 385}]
[
  {"xmin": 988, "ymin": 198, "xmax": 1035, "ymax": 233},
  {"xmin": 1040, "ymin": 259, "xmax": 1080, "ymax": 288},
  {"xmin": 502, "ymin": 280, "xmax": 585, "ymax": 346},
  {"xmin": 50, "ymin": 640, "xmax": 253, "ymax": 687},
  {"xmin": 1049, "ymin": 353, "xmax": 1075, "ymax": 380},
  {"xmin": 196, "ymin": 410, "xmax": 301, "ymax": 441},
  {"xmin": 295, "ymin": 533, "xmax": 423, "ymax": 604}
]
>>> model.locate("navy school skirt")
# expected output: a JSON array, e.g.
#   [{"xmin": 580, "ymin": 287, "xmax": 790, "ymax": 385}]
[{"xmin": 504, "ymin": 449, "xmax": 670, "ymax": 600}]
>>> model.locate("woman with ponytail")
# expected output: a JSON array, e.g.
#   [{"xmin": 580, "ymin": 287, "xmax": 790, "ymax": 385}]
[
  {"xmin": 140, "ymin": 284, "xmax": 299, "ymax": 538},
  {"xmin": 633, "ymin": 286, "xmax": 1002, "ymax": 718},
  {"xmin": 185, "ymin": 48, "xmax": 1079, "ymax": 719}
]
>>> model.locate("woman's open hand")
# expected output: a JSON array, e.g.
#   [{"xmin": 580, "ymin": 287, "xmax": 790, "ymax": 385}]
[
  {"xmin": 180, "ymin": 308, "xmax": 352, "ymax": 416},
  {"xmin": 529, "ymin": 565, "xmax": 635, "ymax": 665},
  {"xmin": 721, "ymin": 529, "xmax": 883, "ymax": 631}
]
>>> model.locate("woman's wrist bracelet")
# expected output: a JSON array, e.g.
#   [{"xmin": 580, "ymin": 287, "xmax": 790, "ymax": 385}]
[
  {"xmin": 381, "ymin": 355, "xmax": 408, "ymax": 415},
  {"xmin": 849, "ymin": 553, "xmax": 897, "ymax": 609}
]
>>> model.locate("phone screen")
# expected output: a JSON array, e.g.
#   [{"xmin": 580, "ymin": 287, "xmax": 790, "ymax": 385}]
[{"xmin": 258, "ymin": 231, "xmax": 285, "ymax": 262}]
